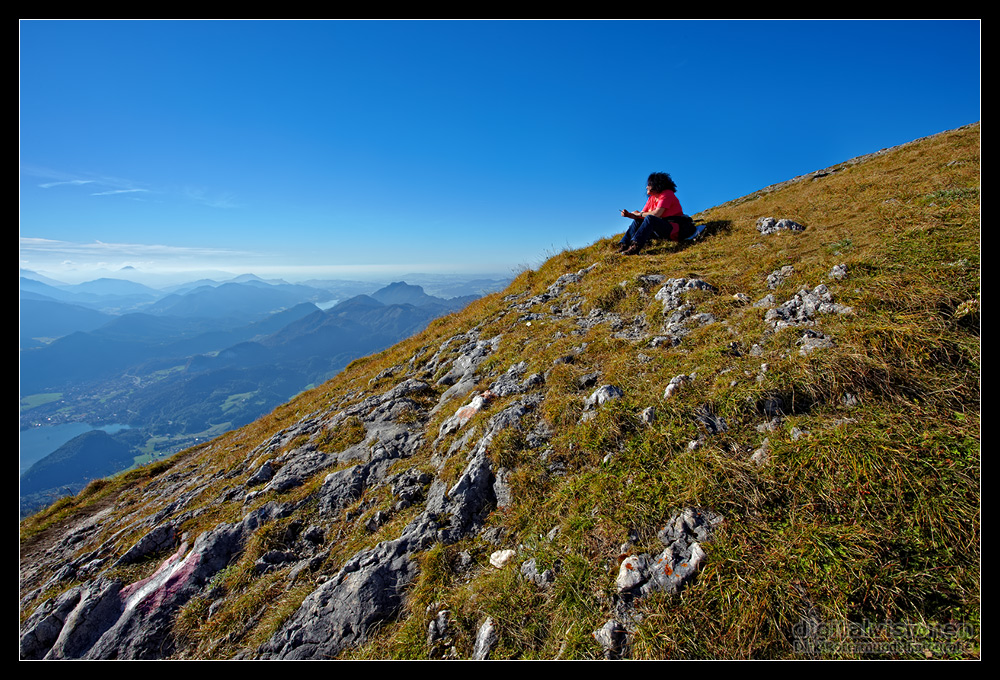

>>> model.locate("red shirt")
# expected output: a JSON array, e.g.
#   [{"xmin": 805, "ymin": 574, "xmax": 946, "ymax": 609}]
[{"xmin": 642, "ymin": 190, "xmax": 682, "ymax": 217}]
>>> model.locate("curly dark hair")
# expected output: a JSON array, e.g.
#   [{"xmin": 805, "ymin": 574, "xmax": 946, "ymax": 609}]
[{"xmin": 647, "ymin": 172, "xmax": 677, "ymax": 193}]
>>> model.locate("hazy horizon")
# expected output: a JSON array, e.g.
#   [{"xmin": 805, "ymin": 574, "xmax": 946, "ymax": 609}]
[{"xmin": 19, "ymin": 257, "xmax": 516, "ymax": 289}]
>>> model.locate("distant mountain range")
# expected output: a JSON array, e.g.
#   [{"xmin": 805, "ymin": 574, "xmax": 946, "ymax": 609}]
[{"xmin": 19, "ymin": 274, "xmax": 507, "ymax": 516}]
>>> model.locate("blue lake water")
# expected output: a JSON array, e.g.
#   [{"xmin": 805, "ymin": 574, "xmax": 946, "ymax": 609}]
[{"xmin": 20, "ymin": 423, "xmax": 130, "ymax": 475}]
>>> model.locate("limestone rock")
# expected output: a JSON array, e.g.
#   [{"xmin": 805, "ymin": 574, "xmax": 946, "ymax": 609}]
[
  {"xmin": 615, "ymin": 508, "xmax": 723, "ymax": 601},
  {"xmin": 490, "ymin": 549, "xmax": 517, "ymax": 568},
  {"xmin": 592, "ymin": 619, "xmax": 627, "ymax": 660},
  {"xmin": 584, "ymin": 385, "xmax": 624, "ymax": 411},
  {"xmin": 756, "ymin": 217, "xmax": 806, "ymax": 235},
  {"xmin": 472, "ymin": 617, "xmax": 498, "ymax": 660}
]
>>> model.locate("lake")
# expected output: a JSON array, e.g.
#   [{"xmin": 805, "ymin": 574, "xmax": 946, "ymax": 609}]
[{"xmin": 20, "ymin": 423, "xmax": 130, "ymax": 475}]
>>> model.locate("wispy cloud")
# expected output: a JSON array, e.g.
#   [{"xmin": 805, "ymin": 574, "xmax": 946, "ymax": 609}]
[
  {"xmin": 183, "ymin": 187, "xmax": 240, "ymax": 209},
  {"xmin": 24, "ymin": 166, "xmax": 240, "ymax": 209},
  {"xmin": 90, "ymin": 188, "xmax": 150, "ymax": 196},
  {"xmin": 19, "ymin": 237, "xmax": 254, "ymax": 259},
  {"xmin": 38, "ymin": 179, "xmax": 95, "ymax": 189},
  {"xmin": 23, "ymin": 166, "xmax": 150, "ymax": 197}
]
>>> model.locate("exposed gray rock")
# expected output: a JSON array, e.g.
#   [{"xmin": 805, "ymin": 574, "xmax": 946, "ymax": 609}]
[
  {"xmin": 584, "ymin": 384, "xmax": 624, "ymax": 411},
  {"xmin": 23, "ymin": 502, "xmax": 293, "ymax": 659},
  {"xmin": 436, "ymin": 335, "xmax": 502, "ymax": 386},
  {"xmin": 430, "ymin": 395, "xmax": 541, "ymax": 543},
  {"xmin": 318, "ymin": 465, "xmax": 368, "ymax": 515},
  {"xmin": 653, "ymin": 278, "xmax": 718, "ymax": 314},
  {"xmin": 767, "ymin": 265, "xmax": 796, "ymax": 289},
  {"xmin": 664, "ymin": 374, "xmax": 692, "ymax": 399},
  {"xmin": 525, "ymin": 419, "xmax": 554, "ymax": 448},
  {"xmin": 520, "ymin": 558, "xmax": 555, "ymax": 587},
  {"xmin": 765, "ymin": 284, "xmax": 854, "ymax": 329},
  {"xmin": 751, "ymin": 438, "xmax": 771, "ymax": 465},
  {"xmin": 592, "ymin": 619, "xmax": 627, "ymax": 660},
  {"xmin": 797, "ymin": 329, "xmax": 835, "ymax": 355},
  {"xmin": 493, "ymin": 467, "xmax": 513, "ymax": 509},
  {"xmin": 759, "ymin": 394, "xmax": 785, "ymax": 417},
  {"xmin": 756, "ymin": 417, "xmax": 784, "ymax": 433},
  {"xmin": 302, "ymin": 525, "xmax": 325, "ymax": 544},
  {"xmin": 19, "ymin": 586, "xmax": 86, "ymax": 659},
  {"xmin": 438, "ymin": 392, "xmax": 495, "ymax": 438},
  {"xmin": 265, "ymin": 448, "xmax": 336, "ymax": 493},
  {"xmin": 637, "ymin": 274, "xmax": 666, "ymax": 287},
  {"xmin": 254, "ymin": 550, "xmax": 296, "ymax": 575},
  {"xmin": 364, "ymin": 510, "xmax": 390, "ymax": 533},
  {"xmin": 489, "ymin": 362, "xmax": 543, "ymax": 398},
  {"xmin": 612, "ymin": 314, "xmax": 650, "ymax": 341},
  {"xmin": 650, "ymin": 335, "xmax": 679, "ymax": 348},
  {"xmin": 694, "ymin": 404, "xmax": 728, "ymax": 435},
  {"xmin": 368, "ymin": 364, "xmax": 400, "ymax": 386},
  {"xmin": 113, "ymin": 523, "xmax": 177, "ymax": 567},
  {"xmin": 472, "ymin": 616, "xmax": 498, "ymax": 660},
  {"xmin": 389, "ymin": 468, "xmax": 433, "ymax": 510},
  {"xmin": 658, "ymin": 507, "xmax": 723, "ymax": 546},
  {"xmin": 512, "ymin": 264, "xmax": 599, "ymax": 312},
  {"xmin": 433, "ymin": 375, "xmax": 479, "ymax": 413},
  {"xmin": 427, "ymin": 608, "xmax": 451, "ymax": 647},
  {"xmin": 490, "ymin": 361, "xmax": 527, "ymax": 394},
  {"xmin": 754, "ymin": 293, "xmax": 777, "ymax": 308},
  {"xmin": 616, "ymin": 508, "xmax": 724, "ymax": 601},
  {"xmin": 576, "ymin": 308, "xmax": 623, "ymax": 333},
  {"xmin": 756, "ymin": 217, "xmax": 806, "ymax": 235},
  {"xmin": 246, "ymin": 460, "xmax": 275, "ymax": 487},
  {"xmin": 260, "ymin": 515, "xmax": 437, "ymax": 660}
]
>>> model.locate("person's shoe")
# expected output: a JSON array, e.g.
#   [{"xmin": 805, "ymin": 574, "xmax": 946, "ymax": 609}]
[
  {"xmin": 613, "ymin": 242, "xmax": 629, "ymax": 253},
  {"xmin": 622, "ymin": 243, "xmax": 641, "ymax": 256}
]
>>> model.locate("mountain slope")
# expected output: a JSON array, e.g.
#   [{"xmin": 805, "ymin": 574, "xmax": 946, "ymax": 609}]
[
  {"xmin": 19, "ymin": 431, "xmax": 137, "ymax": 499},
  {"xmin": 19, "ymin": 124, "xmax": 980, "ymax": 660}
]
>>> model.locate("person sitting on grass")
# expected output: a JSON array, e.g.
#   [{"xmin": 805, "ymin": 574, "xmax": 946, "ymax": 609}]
[{"xmin": 616, "ymin": 172, "xmax": 695, "ymax": 255}]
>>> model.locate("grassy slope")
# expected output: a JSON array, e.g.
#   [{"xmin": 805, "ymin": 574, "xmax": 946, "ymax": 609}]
[{"xmin": 20, "ymin": 124, "xmax": 980, "ymax": 659}]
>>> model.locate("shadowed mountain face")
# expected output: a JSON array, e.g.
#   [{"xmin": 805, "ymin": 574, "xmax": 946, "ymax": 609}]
[
  {"xmin": 19, "ymin": 125, "xmax": 981, "ymax": 660},
  {"xmin": 20, "ymin": 430, "xmax": 134, "ymax": 495},
  {"xmin": 19, "ymin": 283, "xmax": 481, "ymax": 516},
  {"xmin": 19, "ymin": 431, "xmax": 137, "ymax": 515}
]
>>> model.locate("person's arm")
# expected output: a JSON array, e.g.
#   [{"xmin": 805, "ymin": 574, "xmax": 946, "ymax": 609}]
[{"xmin": 645, "ymin": 194, "xmax": 669, "ymax": 218}]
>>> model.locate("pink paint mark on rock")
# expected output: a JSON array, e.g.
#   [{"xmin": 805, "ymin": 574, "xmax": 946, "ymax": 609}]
[{"xmin": 118, "ymin": 541, "xmax": 200, "ymax": 615}]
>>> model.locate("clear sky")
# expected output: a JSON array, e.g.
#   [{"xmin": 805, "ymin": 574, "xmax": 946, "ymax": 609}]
[{"xmin": 19, "ymin": 19, "xmax": 981, "ymax": 285}]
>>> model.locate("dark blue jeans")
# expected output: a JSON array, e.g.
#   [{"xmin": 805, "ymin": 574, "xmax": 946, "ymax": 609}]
[{"xmin": 619, "ymin": 215, "xmax": 679, "ymax": 248}]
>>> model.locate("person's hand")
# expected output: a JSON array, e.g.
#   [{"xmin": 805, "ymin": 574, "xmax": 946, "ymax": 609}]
[{"xmin": 621, "ymin": 209, "xmax": 640, "ymax": 219}]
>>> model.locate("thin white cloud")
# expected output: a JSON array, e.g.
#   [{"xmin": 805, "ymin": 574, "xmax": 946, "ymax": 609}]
[
  {"xmin": 38, "ymin": 179, "xmax": 95, "ymax": 189},
  {"xmin": 23, "ymin": 166, "xmax": 140, "ymax": 193},
  {"xmin": 90, "ymin": 188, "xmax": 150, "ymax": 196},
  {"xmin": 183, "ymin": 187, "xmax": 240, "ymax": 209},
  {"xmin": 25, "ymin": 166, "xmax": 240, "ymax": 209},
  {"xmin": 19, "ymin": 237, "xmax": 253, "ymax": 259}
]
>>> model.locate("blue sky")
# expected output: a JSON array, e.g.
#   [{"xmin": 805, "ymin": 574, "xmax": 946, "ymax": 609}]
[{"xmin": 19, "ymin": 19, "xmax": 981, "ymax": 285}]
